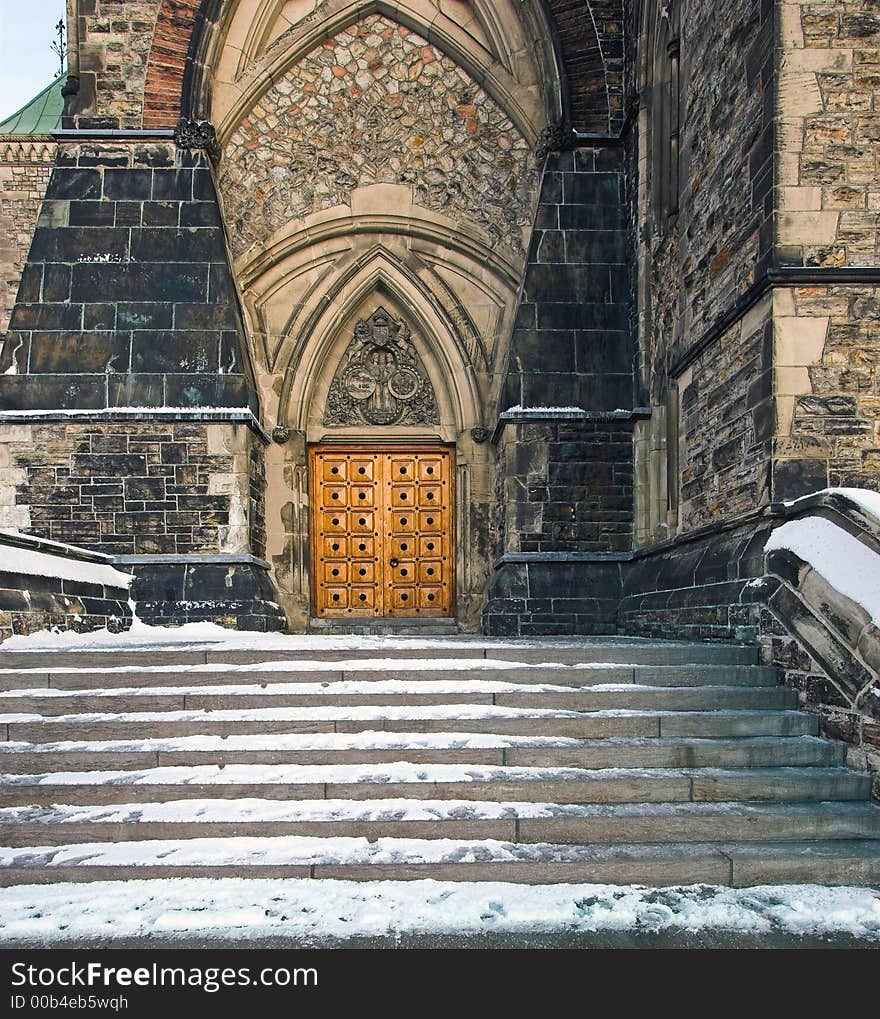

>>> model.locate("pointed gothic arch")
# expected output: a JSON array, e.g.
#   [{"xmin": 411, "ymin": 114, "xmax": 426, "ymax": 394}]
[{"xmin": 277, "ymin": 249, "xmax": 482, "ymax": 439}]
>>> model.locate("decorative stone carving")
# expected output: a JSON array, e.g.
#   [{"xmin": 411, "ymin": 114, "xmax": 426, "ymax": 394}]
[
  {"xmin": 175, "ymin": 120, "xmax": 221, "ymax": 161},
  {"xmin": 271, "ymin": 425, "xmax": 293, "ymax": 444},
  {"xmin": 470, "ymin": 427, "xmax": 491, "ymax": 444},
  {"xmin": 535, "ymin": 122, "xmax": 577, "ymax": 162},
  {"xmin": 324, "ymin": 308, "xmax": 439, "ymax": 427}
]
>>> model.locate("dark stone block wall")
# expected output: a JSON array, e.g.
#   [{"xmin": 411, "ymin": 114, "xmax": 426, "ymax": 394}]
[
  {"xmin": 496, "ymin": 418, "xmax": 634, "ymax": 555},
  {"xmin": 503, "ymin": 147, "xmax": 632, "ymax": 411},
  {"xmin": 129, "ymin": 561, "xmax": 285, "ymax": 632},
  {"xmin": 0, "ymin": 531, "xmax": 132, "ymax": 642},
  {"xmin": 483, "ymin": 558, "xmax": 622, "ymax": 638},
  {"xmin": 0, "ymin": 141, "xmax": 255, "ymax": 412},
  {"xmin": 485, "ymin": 144, "xmax": 636, "ymax": 636}
]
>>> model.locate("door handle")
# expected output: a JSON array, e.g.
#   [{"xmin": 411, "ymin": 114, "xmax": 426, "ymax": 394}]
[{"xmin": 389, "ymin": 557, "xmax": 400, "ymax": 568}]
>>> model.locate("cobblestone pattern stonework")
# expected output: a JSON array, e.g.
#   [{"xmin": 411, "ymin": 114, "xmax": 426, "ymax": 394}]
[
  {"xmin": 779, "ymin": 2, "xmax": 880, "ymax": 267},
  {"xmin": 218, "ymin": 15, "xmax": 537, "ymax": 259},
  {"xmin": 0, "ymin": 420, "xmax": 263, "ymax": 557},
  {"xmin": 0, "ymin": 142, "xmax": 253, "ymax": 412},
  {"xmin": 677, "ymin": 298, "xmax": 774, "ymax": 530},
  {"xmin": 0, "ymin": 143, "xmax": 56, "ymax": 337}
]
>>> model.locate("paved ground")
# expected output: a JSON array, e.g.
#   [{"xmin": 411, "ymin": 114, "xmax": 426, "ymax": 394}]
[{"xmin": 2, "ymin": 929, "xmax": 878, "ymax": 949}]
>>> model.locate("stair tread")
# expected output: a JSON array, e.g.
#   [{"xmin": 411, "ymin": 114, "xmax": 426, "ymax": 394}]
[
  {"xmin": 2, "ymin": 834, "xmax": 877, "ymax": 871},
  {"xmin": 0, "ymin": 729, "xmax": 821, "ymax": 754},
  {"xmin": 0, "ymin": 680, "xmax": 782, "ymax": 698},
  {"xmin": 0, "ymin": 703, "xmax": 801, "ymax": 723},
  {"xmin": 0, "ymin": 754, "xmax": 854, "ymax": 787},
  {"xmin": 3, "ymin": 796, "xmax": 877, "ymax": 826}
]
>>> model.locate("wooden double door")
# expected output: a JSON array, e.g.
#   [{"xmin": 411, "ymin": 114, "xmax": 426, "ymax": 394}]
[{"xmin": 310, "ymin": 445, "xmax": 454, "ymax": 617}]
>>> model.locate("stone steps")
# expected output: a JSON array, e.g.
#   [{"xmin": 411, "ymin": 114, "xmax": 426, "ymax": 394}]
[
  {"xmin": 1, "ymin": 840, "xmax": 879, "ymax": 889},
  {"xmin": 0, "ymin": 685, "xmax": 797, "ymax": 715},
  {"xmin": 0, "ymin": 637, "xmax": 876, "ymax": 888},
  {"xmin": 1, "ymin": 800, "xmax": 877, "ymax": 848},
  {"xmin": 0, "ymin": 732, "xmax": 832, "ymax": 773},
  {"xmin": 0, "ymin": 664, "xmax": 779, "ymax": 691}
]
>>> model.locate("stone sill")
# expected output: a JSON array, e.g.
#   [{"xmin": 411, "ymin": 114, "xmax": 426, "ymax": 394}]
[
  {"xmin": 0, "ymin": 409, "xmax": 271, "ymax": 444},
  {"xmin": 114, "ymin": 554, "xmax": 272, "ymax": 571}
]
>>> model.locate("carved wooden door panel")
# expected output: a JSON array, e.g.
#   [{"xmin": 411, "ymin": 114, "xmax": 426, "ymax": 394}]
[{"xmin": 311, "ymin": 445, "xmax": 454, "ymax": 618}]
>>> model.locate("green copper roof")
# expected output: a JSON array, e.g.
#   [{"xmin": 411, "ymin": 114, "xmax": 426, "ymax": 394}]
[{"xmin": 0, "ymin": 75, "xmax": 64, "ymax": 135}]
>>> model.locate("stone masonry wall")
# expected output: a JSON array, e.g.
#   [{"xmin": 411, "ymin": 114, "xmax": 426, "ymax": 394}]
[
  {"xmin": 503, "ymin": 146, "xmax": 632, "ymax": 410},
  {"xmin": 676, "ymin": 294, "xmax": 774, "ymax": 530},
  {"xmin": 659, "ymin": 0, "xmax": 773, "ymax": 366},
  {"xmin": 773, "ymin": 284, "xmax": 880, "ymax": 497},
  {"xmin": 0, "ymin": 420, "xmax": 261, "ymax": 556},
  {"xmin": 778, "ymin": 0, "xmax": 880, "ymax": 268},
  {"xmin": 496, "ymin": 418, "xmax": 634, "ymax": 555},
  {"xmin": 0, "ymin": 142, "xmax": 56, "ymax": 336},
  {"xmin": 217, "ymin": 14, "xmax": 538, "ymax": 262},
  {"xmin": 0, "ymin": 141, "xmax": 253, "ymax": 412},
  {"xmin": 72, "ymin": 0, "xmax": 160, "ymax": 128}
]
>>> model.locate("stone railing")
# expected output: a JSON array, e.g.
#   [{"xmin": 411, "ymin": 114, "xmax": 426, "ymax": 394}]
[
  {"xmin": 759, "ymin": 491, "xmax": 880, "ymax": 799},
  {"xmin": 0, "ymin": 530, "xmax": 133, "ymax": 643}
]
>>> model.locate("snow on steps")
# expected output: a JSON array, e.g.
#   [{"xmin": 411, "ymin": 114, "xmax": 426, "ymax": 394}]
[
  {"xmin": 0, "ymin": 638, "xmax": 877, "ymax": 887},
  {"xmin": 0, "ymin": 732, "xmax": 837, "ymax": 773}
]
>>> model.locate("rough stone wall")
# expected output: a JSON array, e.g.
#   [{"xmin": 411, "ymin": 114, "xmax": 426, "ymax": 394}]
[
  {"xmin": 217, "ymin": 14, "xmax": 537, "ymax": 261},
  {"xmin": 73, "ymin": 0, "xmax": 159, "ymax": 128},
  {"xmin": 676, "ymin": 294, "xmax": 774, "ymax": 530},
  {"xmin": 778, "ymin": 1, "xmax": 880, "ymax": 268},
  {"xmin": 496, "ymin": 418, "xmax": 634, "ymax": 555},
  {"xmin": 771, "ymin": 0, "xmax": 880, "ymax": 498},
  {"xmin": 657, "ymin": 0, "xmax": 773, "ymax": 366},
  {"xmin": 773, "ymin": 284, "xmax": 880, "ymax": 497},
  {"xmin": 0, "ymin": 142, "xmax": 56, "ymax": 336},
  {"xmin": 0, "ymin": 420, "xmax": 261, "ymax": 555}
]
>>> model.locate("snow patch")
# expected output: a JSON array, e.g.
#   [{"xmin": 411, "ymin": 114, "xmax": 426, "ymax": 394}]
[
  {"xmin": 765, "ymin": 516, "xmax": 880, "ymax": 626},
  {"xmin": 0, "ymin": 879, "xmax": 877, "ymax": 942},
  {"xmin": 0, "ymin": 534, "xmax": 132, "ymax": 589}
]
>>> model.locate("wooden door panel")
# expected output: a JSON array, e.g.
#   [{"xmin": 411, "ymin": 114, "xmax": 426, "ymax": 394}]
[{"xmin": 311, "ymin": 446, "xmax": 453, "ymax": 618}]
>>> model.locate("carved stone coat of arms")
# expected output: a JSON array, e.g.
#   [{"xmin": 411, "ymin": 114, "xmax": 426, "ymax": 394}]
[{"xmin": 323, "ymin": 308, "xmax": 439, "ymax": 427}]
